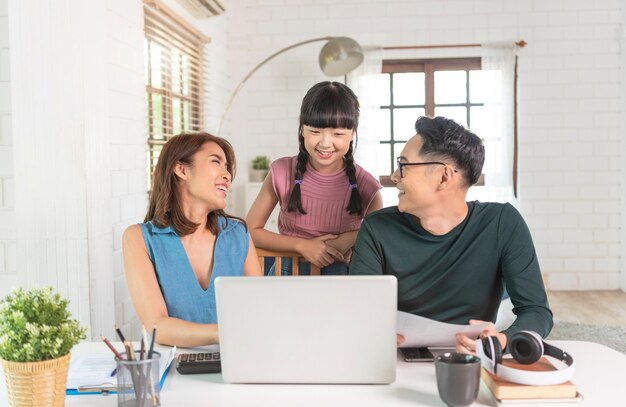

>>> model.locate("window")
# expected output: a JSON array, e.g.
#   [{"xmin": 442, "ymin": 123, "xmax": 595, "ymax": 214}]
[
  {"xmin": 364, "ymin": 56, "xmax": 515, "ymax": 206},
  {"xmin": 144, "ymin": 2, "xmax": 206, "ymax": 189},
  {"xmin": 377, "ymin": 58, "xmax": 490, "ymax": 186}
]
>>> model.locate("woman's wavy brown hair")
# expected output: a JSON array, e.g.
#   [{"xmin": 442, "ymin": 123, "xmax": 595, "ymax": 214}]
[{"xmin": 145, "ymin": 132, "xmax": 244, "ymax": 236}]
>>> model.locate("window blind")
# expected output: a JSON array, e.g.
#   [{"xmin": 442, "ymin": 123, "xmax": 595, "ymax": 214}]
[{"xmin": 144, "ymin": 0, "xmax": 208, "ymax": 189}]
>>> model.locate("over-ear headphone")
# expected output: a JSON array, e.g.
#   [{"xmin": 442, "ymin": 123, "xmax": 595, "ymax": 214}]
[{"xmin": 475, "ymin": 330, "xmax": 575, "ymax": 386}]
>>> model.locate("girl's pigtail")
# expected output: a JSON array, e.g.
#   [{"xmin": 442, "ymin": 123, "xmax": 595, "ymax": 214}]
[
  {"xmin": 287, "ymin": 132, "xmax": 308, "ymax": 214},
  {"xmin": 344, "ymin": 141, "xmax": 363, "ymax": 215}
]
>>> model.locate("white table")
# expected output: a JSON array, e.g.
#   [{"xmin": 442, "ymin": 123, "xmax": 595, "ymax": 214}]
[{"xmin": 1, "ymin": 341, "xmax": 624, "ymax": 406}]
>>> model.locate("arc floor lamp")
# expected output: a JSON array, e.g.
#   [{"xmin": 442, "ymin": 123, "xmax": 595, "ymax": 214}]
[{"xmin": 216, "ymin": 36, "xmax": 364, "ymax": 136}]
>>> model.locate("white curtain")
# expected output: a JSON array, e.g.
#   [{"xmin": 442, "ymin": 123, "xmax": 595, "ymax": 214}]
[
  {"xmin": 347, "ymin": 46, "xmax": 385, "ymax": 179},
  {"xmin": 474, "ymin": 43, "xmax": 517, "ymax": 205}
]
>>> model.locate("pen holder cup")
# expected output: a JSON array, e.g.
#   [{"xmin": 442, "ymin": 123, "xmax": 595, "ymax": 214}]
[{"xmin": 116, "ymin": 351, "xmax": 161, "ymax": 407}]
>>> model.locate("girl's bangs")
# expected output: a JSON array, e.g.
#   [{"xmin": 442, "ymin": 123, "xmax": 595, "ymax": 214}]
[{"xmin": 301, "ymin": 96, "xmax": 357, "ymax": 129}]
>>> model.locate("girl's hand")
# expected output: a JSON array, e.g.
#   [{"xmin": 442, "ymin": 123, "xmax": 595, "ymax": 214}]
[
  {"xmin": 324, "ymin": 230, "xmax": 358, "ymax": 256},
  {"xmin": 297, "ymin": 234, "xmax": 343, "ymax": 267}
]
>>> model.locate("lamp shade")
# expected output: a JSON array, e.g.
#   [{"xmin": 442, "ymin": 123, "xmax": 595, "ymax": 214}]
[
  {"xmin": 319, "ymin": 37, "xmax": 364, "ymax": 76},
  {"xmin": 217, "ymin": 36, "xmax": 365, "ymax": 135}
]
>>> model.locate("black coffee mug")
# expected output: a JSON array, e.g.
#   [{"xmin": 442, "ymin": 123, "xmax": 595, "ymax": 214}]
[{"xmin": 434, "ymin": 352, "xmax": 481, "ymax": 407}]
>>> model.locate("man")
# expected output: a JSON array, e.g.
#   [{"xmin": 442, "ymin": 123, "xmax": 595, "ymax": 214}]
[{"xmin": 350, "ymin": 116, "xmax": 552, "ymax": 352}]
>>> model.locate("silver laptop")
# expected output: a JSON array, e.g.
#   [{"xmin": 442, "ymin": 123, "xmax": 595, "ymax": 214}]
[{"xmin": 215, "ymin": 276, "xmax": 397, "ymax": 384}]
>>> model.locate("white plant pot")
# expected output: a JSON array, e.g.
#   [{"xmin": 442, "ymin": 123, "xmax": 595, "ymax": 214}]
[{"xmin": 250, "ymin": 169, "xmax": 268, "ymax": 182}]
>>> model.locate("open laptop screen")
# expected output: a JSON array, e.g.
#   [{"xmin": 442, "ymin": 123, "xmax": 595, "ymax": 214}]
[{"xmin": 215, "ymin": 276, "xmax": 397, "ymax": 384}]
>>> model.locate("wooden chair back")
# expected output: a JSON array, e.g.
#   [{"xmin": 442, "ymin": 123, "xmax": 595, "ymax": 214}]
[{"xmin": 256, "ymin": 248, "xmax": 320, "ymax": 276}]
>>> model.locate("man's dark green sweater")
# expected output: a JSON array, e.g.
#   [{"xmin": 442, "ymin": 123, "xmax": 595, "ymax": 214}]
[{"xmin": 350, "ymin": 202, "xmax": 553, "ymax": 340}]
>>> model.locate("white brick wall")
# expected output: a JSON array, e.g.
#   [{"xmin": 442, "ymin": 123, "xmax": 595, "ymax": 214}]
[
  {"xmin": 621, "ymin": 0, "xmax": 626, "ymax": 292},
  {"xmin": 0, "ymin": 0, "xmax": 17, "ymax": 293},
  {"xmin": 107, "ymin": 0, "xmax": 147, "ymax": 339},
  {"xmin": 518, "ymin": 0, "xmax": 621, "ymax": 290},
  {"xmin": 2, "ymin": 0, "xmax": 176, "ymax": 340},
  {"xmin": 227, "ymin": 0, "xmax": 624, "ymax": 290}
]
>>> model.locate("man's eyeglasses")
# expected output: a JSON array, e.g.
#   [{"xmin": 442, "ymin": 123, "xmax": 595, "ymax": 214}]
[{"xmin": 396, "ymin": 157, "xmax": 459, "ymax": 178}]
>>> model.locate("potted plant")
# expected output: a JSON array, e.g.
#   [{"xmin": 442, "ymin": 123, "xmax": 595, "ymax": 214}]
[
  {"xmin": 0, "ymin": 286, "xmax": 86, "ymax": 407},
  {"xmin": 250, "ymin": 155, "xmax": 271, "ymax": 182}
]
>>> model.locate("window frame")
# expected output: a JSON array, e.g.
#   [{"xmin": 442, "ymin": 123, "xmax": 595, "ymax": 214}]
[{"xmin": 378, "ymin": 58, "xmax": 484, "ymax": 187}]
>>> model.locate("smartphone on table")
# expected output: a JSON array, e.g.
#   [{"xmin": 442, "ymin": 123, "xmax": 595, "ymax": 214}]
[{"xmin": 400, "ymin": 347, "xmax": 435, "ymax": 362}]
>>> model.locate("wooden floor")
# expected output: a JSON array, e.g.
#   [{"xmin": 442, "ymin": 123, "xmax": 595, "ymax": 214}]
[{"xmin": 547, "ymin": 290, "xmax": 626, "ymax": 326}]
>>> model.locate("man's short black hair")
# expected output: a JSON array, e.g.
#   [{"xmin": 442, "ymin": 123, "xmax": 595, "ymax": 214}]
[{"xmin": 415, "ymin": 116, "xmax": 485, "ymax": 186}]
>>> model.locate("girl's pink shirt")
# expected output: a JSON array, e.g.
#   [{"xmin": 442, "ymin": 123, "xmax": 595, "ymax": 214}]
[{"xmin": 271, "ymin": 156, "xmax": 382, "ymax": 261}]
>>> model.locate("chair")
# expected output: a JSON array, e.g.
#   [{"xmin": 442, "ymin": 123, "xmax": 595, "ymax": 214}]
[{"xmin": 256, "ymin": 248, "xmax": 320, "ymax": 276}]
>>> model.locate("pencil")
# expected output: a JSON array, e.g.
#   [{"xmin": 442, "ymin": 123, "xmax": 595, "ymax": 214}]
[
  {"xmin": 142, "ymin": 326, "xmax": 150, "ymax": 360},
  {"xmin": 125, "ymin": 340, "xmax": 135, "ymax": 360},
  {"xmin": 115, "ymin": 326, "xmax": 126, "ymax": 342},
  {"xmin": 100, "ymin": 334, "xmax": 124, "ymax": 360},
  {"xmin": 123, "ymin": 340, "xmax": 141, "ymax": 401},
  {"xmin": 147, "ymin": 326, "xmax": 156, "ymax": 359},
  {"xmin": 140, "ymin": 337, "xmax": 145, "ymax": 361}
]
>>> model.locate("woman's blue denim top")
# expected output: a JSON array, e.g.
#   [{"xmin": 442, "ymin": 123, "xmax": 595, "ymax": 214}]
[{"xmin": 140, "ymin": 216, "xmax": 248, "ymax": 324}]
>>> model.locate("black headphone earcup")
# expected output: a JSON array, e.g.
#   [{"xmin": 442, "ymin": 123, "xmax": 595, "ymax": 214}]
[
  {"xmin": 481, "ymin": 336, "xmax": 503, "ymax": 365},
  {"xmin": 480, "ymin": 337, "xmax": 490, "ymax": 357},
  {"xmin": 510, "ymin": 331, "xmax": 543, "ymax": 364},
  {"xmin": 492, "ymin": 337, "xmax": 503, "ymax": 365}
]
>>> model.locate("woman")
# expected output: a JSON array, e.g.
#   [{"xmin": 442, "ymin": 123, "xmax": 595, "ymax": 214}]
[{"xmin": 123, "ymin": 132, "xmax": 262, "ymax": 347}]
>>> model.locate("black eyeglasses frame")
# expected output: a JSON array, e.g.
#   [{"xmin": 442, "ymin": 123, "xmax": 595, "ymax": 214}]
[{"xmin": 396, "ymin": 158, "xmax": 459, "ymax": 178}]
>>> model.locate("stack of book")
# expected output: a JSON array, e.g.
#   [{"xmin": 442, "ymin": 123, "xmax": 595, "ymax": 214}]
[{"xmin": 481, "ymin": 357, "xmax": 582, "ymax": 405}]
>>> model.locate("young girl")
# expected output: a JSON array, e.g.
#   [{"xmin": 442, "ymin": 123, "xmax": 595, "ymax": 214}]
[
  {"xmin": 123, "ymin": 133, "xmax": 262, "ymax": 347},
  {"xmin": 246, "ymin": 81, "xmax": 383, "ymax": 275}
]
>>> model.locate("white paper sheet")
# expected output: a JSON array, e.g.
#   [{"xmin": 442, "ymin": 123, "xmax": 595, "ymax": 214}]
[
  {"xmin": 397, "ymin": 311, "xmax": 490, "ymax": 348},
  {"xmin": 66, "ymin": 353, "xmax": 117, "ymax": 390}
]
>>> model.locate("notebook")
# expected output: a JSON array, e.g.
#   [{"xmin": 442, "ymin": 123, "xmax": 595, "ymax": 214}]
[
  {"xmin": 215, "ymin": 275, "xmax": 397, "ymax": 384},
  {"xmin": 66, "ymin": 347, "xmax": 176, "ymax": 395}
]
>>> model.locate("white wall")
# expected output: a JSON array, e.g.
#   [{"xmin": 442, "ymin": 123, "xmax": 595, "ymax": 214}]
[
  {"xmin": 225, "ymin": 0, "xmax": 624, "ymax": 291},
  {"xmin": 2, "ymin": 0, "xmax": 229, "ymax": 339},
  {"xmin": 108, "ymin": 0, "xmax": 152, "ymax": 338},
  {"xmin": 0, "ymin": 0, "xmax": 16, "ymax": 292},
  {"xmin": 3, "ymin": 0, "xmax": 157, "ymax": 339},
  {"xmin": 4, "ymin": 0, "xmax": 135, "ymax": 338},
  {"xmin": 618, "ymin": 0, "xmax": 626, "ymax": 291}
]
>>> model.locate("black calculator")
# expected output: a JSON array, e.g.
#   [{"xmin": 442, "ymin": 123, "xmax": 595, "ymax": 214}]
[{"xmin": 176, "ymin": 352, "xmax": 221, "ymax": 374}]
